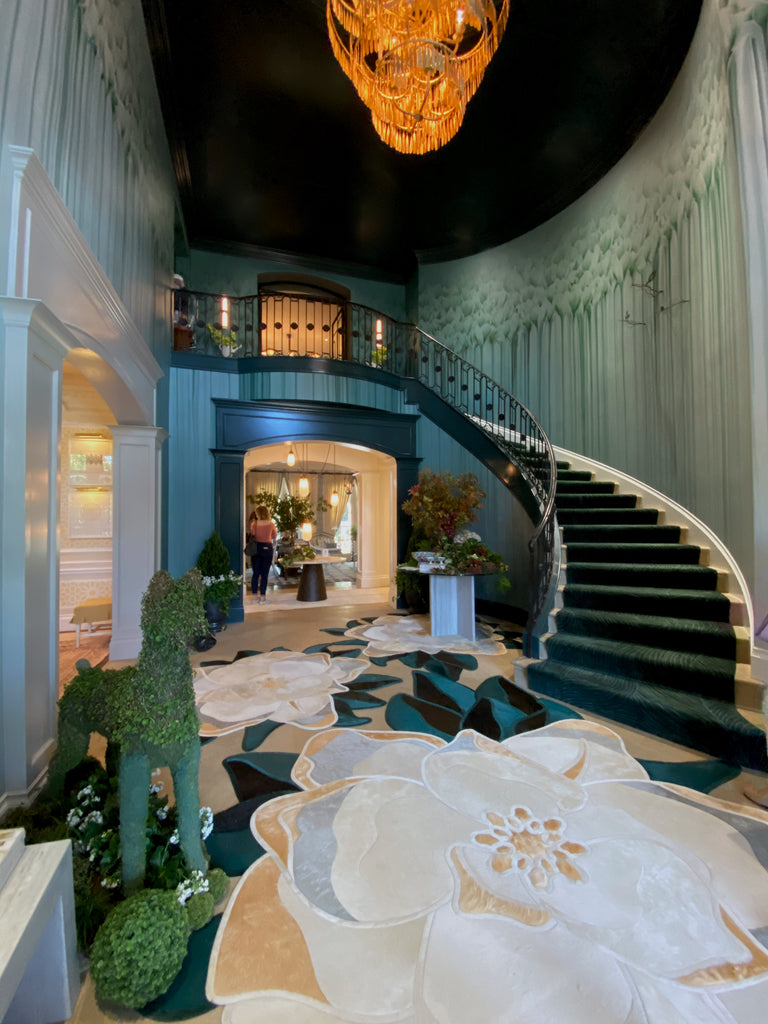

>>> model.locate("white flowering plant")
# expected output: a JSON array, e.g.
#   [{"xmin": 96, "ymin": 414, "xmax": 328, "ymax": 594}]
[
  {"xmin": 201, "ymin": 571, "xmax": 242, "ymax": 614},
  {"xmin": 64, "ymin": 764, "xmax": 216, "ymax": 945}
]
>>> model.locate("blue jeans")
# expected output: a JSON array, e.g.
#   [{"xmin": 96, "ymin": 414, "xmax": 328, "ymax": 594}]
[{"xmin": 251, "ymin": 543, "xmax": 273, "ymax": 595}]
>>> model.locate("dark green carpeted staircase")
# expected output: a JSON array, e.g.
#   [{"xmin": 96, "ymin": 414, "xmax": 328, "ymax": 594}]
[{"xmin": 524, "ymin": 463, "xmax": 767, "ymax": 771}]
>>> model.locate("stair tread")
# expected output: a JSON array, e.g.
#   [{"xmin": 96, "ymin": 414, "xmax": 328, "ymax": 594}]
[
  {"xmin": 525, "ymin": 661, "xmax": 767, "ymax": 771},
  {"xmin": 565, "ymin": 562, "xmax": 719, "ymax": 592},
  {"xmin": 558, "ymin": 508, "xmax": 659, "ymax": 522},
  {"xmin": 557, "ymin": 494, "xmax": 637, "ymax": 507},
  {"xmin": 563, "ymin": 582, "xmax": 729, "ymax": 601},
  {"xmin": 545, "ymin": 631, "xmax": 736, "ymax": 677},
  {"xmin": 555, "ymin": 607, "xmax": 735, "ymax": 637}
]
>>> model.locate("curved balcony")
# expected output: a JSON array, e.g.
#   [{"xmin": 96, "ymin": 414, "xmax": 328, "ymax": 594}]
[{"xmin": 172, "ymin": 289, "xmax": 556, "ymax": 653}]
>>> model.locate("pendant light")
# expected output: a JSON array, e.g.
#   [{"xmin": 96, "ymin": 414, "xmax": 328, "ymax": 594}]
[{"xmin": 331, "ymin": 444, "xmax": 339, "ymax": 506}]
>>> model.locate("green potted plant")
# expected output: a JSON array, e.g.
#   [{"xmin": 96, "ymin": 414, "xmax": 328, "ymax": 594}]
[
  {"xmin": 196, "ymin": 531, "xmax": 242, "ymax": 625},
  {"xmin": 251, "ymin": 490, "xmax": 318, "ymax": 544}
]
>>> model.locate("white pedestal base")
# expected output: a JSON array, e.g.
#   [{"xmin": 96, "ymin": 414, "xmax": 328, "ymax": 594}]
[
  {"xmin": 0, "ymin": 840, "xmax": 80, "ymax": 1024},
  {"xmin": 429, "ymin": 574, "xmax": 476, "ymax": 641}
]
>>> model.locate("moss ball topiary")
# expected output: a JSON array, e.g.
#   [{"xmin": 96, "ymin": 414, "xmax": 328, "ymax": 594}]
[
  {"xmin": 208, "ymin": 867, "xmax": 229, "ymax": 903},
  {"xmin": 185, "ymin": 890, "xmax": 215, "ymax": 931},
  {"xmin": 91, "ymin": 889, "xmax": 191, "ymax": 1008}
]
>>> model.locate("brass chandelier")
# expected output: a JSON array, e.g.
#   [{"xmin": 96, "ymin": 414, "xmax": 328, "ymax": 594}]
[{"xmin": 327, "ymin": 0, "xmax": 509, "ymax": 156}]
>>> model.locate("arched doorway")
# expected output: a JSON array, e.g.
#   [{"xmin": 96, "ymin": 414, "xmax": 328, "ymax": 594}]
[
  {"xmin": 210, "ymin": 398, "xmax": 421, "ymax": 621},
  {"xmin": 242, "ymin": 440, "xmax": 396, "ymax": 609}
]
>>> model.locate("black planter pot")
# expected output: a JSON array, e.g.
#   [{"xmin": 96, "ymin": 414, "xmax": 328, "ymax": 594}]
[{"xmin": 204, "ymin": 600, "xmax": 227, "ymax": 633}]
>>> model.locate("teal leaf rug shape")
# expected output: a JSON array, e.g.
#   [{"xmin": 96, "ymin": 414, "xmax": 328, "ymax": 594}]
[
  {"xmin": 199, "ymin": 648, "xmax": 262, "ymax": 667},
  {"xmin": 301, "ymin": 640, "xmax": 367, "ymax": 655},
  {"xmin": 241, "ymin": 719, "xmax": 282, "ymax": 751},
  {"xmin": 141, "ymin": 914, "xmax": 221, "ymax": 1020},
  {"xmin": 224, "ymin": 751, "xmax": 299, "ymax": 801},
  {"xmin": 639, "ymin": 758, "xmax": 741, "ymax": 793},
  {"xmin": 413, "ymin": 670, "xmax": 476, "ymax": 715},
  {"xmin": 385, "ymin": 692, "xmax": 462, "ymax": 741}
]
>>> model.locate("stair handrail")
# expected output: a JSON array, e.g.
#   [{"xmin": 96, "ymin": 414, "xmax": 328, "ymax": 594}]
[{"xmin": 173, "ymin": 288, "xmax": 558, "ymax": 648}]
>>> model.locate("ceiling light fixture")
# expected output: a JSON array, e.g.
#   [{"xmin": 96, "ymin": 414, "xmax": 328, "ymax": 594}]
[
  {"xmin": 327, "ymin": 0, "xmax": 509, "ymax": 156},
  {"xmin": 287, "ymin": 448, "xmax": 296, "ymax": 467}
]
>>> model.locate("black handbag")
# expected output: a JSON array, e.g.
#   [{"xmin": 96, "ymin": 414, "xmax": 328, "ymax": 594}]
[{"xmin": 244, "ymin": 537, "xmax": 258, "ymax": 556}]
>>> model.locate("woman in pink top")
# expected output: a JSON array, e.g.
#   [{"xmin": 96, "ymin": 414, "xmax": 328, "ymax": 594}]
[{"xmin": 249, "ymin": 504, "xmax": 278, "ymax": 602}]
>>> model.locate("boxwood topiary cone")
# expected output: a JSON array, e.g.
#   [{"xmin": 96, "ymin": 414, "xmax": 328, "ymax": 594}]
[{"xmin": 196, "ymin": 531, "xmax": 232, "ymax": 577}]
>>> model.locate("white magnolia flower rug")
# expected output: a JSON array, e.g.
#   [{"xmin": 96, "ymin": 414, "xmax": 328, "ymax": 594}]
[
  {"xmin": 194, "ymin": 650, "xmax": 372, "ymax": 737},
  {"xmin": 206, "ymin": 720, "xmax": 768, "ymax": 1023},
  {"xmin": 343, "ymin": 613, "xmax": 509, "ymax": 657}
]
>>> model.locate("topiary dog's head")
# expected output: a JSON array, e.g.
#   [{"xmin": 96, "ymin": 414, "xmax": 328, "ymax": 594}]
[{"xmin": 140, "ymin": 569, "xmax": 207, "ymax": 650}]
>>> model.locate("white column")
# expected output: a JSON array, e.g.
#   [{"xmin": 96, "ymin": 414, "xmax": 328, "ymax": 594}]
[
  {"xmin": 109, "ymin": 425, "xmax": 167, "ymax": 660},
  {"xmin": 356, "ymin": 467, "xmax": 395, "ymax": 589},
  {"xmin": 0, "ymin": 299, "xmax": 68, "ymax": 812}
]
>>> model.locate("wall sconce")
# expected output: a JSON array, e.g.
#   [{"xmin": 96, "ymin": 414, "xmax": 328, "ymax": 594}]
[
  {"xmin": 221, "ymin": 296, "xmax": 229, "ymax": 330},
  {"xmin": 375, "ymin": 318, "xmax": 383, "ymax": 347}
]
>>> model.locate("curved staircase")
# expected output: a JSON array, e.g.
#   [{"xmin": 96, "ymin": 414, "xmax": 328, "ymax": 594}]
[{"xmin": 520, "ymin": 458, "xmax": 766, "ymax": 771}]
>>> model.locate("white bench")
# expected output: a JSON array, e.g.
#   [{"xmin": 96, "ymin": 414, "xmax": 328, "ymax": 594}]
[{"xmin": 70, "ymin": 596, "xmax": 112, "ymax": 647}]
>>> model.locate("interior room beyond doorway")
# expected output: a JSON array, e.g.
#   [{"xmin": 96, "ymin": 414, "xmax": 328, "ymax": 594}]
[{"xmin": 242, "ymin": 440, "xmax": 396, "ymax": 612}]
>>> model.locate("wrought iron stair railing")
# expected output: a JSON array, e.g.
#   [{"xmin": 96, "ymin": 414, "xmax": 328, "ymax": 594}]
[{"xmin": 173, "ymin": 289, "xmax": 557, "ymax": 651}]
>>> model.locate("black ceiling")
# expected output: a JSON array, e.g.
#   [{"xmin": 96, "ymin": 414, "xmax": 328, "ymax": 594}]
[{"xmin": 142, "ymin": 0, "xmax": 702, "ymax": 282}]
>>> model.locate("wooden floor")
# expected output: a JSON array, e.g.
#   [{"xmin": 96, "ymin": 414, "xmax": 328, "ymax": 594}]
[{"xmin": 59, "ymin": 631, "xmax": 111, "ymax": 695}]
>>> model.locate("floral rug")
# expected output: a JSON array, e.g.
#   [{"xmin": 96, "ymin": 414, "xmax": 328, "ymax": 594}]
[
  {"xmin": 205, "ymin": 721, "xmax": 768, "ymax": 1022},
  {"xmin": 184, "ymin": 615, "xmax": 767, "ymax": 1023}
]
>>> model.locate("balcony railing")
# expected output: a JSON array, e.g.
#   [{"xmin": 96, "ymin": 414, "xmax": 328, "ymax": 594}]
[{"xmin": 174, "ymin": 289, "xmax": 557, "ymax": 651}]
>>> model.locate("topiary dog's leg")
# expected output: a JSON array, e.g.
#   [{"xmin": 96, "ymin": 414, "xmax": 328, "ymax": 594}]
[
  {"xmin": 119, "ymin": 749, "xmax": 151, "ymax": 893},
  {"xmin": 173, "ymin": 741, "xmax": 207, "ymax": 874}
]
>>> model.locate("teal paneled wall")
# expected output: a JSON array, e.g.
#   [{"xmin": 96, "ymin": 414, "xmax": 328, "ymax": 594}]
[
  {"xmin": 0, "ymin": 0, "xmax": 177, "ymax": 365},
  {"xmin": 178, "ymin": 249, "xmax": 408, "ymax": 322},
  {"xmin": 419, "ymin": 1, "xmax": 755, "ymax": 586},
  {"xmin": 168, "ymin": 366, "xmax": 532, "ymax": 604}
]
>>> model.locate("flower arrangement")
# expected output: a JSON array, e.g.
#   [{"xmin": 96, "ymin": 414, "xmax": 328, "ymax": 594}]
[
  {"xmin": 401, "ymin": 471, "xmax": 508, "ymax": 582},
  {"xmin": 205, "ymin": 322, "xmax": 241, "ymax": 355},
  {"xmin": 281, "ymin": 544, "xmax": 316, "ymax": 566},
  {"xmin": 436, "ymin": 530, "xmax": 508, "ymax": 576},
  {"xmin": 401, "ymin": 470, "xmax": 485, "ymax": 543}
]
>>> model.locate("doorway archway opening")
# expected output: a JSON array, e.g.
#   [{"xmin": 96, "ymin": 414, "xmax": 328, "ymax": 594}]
[{"xmin": 243, "ymin": 440, "xmax": 396, "ymax": 611}]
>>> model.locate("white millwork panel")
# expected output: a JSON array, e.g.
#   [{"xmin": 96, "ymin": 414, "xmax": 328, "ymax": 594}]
[
  {"xmin": 0, "ymin": 299, "xmax": 68, "ymax": 808},
  {"xmin": 109, "ymin": 425, "xmax": 167, "ymax": 660},
  {"xmin": 0, "ymin": 838, "xmax": 80, "ymax": 1024}
]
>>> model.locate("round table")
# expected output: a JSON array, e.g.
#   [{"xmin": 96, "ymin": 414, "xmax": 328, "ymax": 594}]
[{"xmin": 293, "ymin": 556, "xmax": 347, "ymax": 602}]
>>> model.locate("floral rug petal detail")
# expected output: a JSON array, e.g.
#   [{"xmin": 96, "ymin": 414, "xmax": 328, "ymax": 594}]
[
  {"xmin": 343, "ymin": 613, "xmax": 508, "ymax": 657},
  {"xmin": 194, "ymin": 650, "xmax": 372, "ymax": 737},
  {"xmin": 207, "ymin": 722, "xmax": 768, "ymax": 1023}
]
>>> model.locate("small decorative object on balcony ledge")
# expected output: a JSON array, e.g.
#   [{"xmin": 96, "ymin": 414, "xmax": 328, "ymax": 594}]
[
  {"xmin": 401, "ymin": 470, "xmax": 508, "ymax": 580},
  {"xmin": 205, "ymin": 322, "xmax": 241, "ymax": 357}
]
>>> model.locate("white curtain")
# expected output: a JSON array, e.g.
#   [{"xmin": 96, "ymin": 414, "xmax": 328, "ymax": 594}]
[
  {"xmin": 318, "ymin": 474, "xmax": 353, "ymax": 534},
  {"xmin": 246, "ymin": 471, "xmax": 283, "ymax": 504}
]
